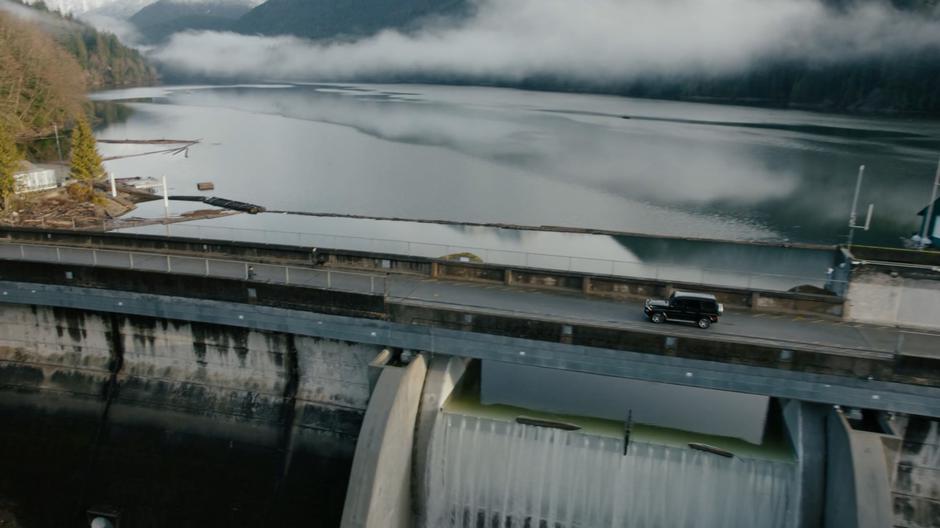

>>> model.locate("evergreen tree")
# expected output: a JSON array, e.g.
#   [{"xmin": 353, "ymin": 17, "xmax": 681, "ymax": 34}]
[
  {"xmin": 69, "ymin": 118, "xmax": 104, "ymax": 197},
  {"xmin": 0, "ymin": 123, "xmax": 21, "ymax": 206}
]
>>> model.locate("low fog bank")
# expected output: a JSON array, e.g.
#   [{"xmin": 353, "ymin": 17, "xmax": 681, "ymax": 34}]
[{"xmin": 152, "ymin": 0, "xmax": 940, "ymax": 85}]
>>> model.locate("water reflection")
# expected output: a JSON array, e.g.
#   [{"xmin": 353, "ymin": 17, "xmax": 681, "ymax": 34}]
[
  {"xmin": 92, "ymin": 100, "xmax": 135, "ymax": 131},
  {"xmin": 157, "ymin": 86, "xmax": 802, "ymax": 208}
]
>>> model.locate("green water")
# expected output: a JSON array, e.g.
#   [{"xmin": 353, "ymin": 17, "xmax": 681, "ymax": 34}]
[{"xmin": 445, "ymin": 363, "xmax": 795, "ymax": 463}]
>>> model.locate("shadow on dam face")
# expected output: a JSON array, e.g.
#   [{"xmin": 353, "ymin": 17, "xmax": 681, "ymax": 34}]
[
  {"xmin": 0, "ymin": 392, "xmax": 357, "ymax": 527},
  {"xmin": 0, "ymin": 303, "xmax": 378, "ymax": 528}
]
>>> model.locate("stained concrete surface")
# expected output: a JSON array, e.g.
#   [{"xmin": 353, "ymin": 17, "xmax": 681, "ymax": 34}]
[{"xmin": 0, "ymin": 303, "xmax": 380, "ymax": 527}]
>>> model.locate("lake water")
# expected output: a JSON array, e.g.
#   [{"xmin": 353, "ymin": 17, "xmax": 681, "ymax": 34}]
[{"xmin": 92, "ymin": 83, "xmax": 940, "ymax": 245}]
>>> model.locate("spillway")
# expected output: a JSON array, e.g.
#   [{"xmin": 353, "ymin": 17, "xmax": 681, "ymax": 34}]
[{"xmin": 424, "ymin": 412, "xmax": 795, "ymax": 528}]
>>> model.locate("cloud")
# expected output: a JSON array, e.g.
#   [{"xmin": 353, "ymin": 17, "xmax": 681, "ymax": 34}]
[
  {"xmin": 0, "ymin": 0, "xmax": 77, "ymax": 32},
  {"xmin": 81, "ymin": 12, "xmax": 142, "ymax": 44},
  {"xmin": 151, "ymin": 0, "xmax": 940, "ymax": 83}
]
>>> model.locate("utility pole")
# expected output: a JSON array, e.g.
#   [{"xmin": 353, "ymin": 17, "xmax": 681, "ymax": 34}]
[
  {"xmin": 162, "ymin": 175, "xmax": 170, "ymax": 237},
  {"xmin": 162, "ymin": 175, "xmax": 169, "ymax": 216},
  {"xmin": 847, "ymin": 165, "xmax": 874, "ymax": 251},
  {"xmin": 919, "ymin": 157, "xmax": 940, "ymax": 248}
]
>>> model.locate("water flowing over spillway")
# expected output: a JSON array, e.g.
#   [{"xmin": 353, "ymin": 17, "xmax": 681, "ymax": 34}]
[{"xmin": 424, "ymin": 413, "xmax": 795, "ymax": 528}]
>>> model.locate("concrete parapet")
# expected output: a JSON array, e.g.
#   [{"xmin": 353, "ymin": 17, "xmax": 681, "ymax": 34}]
[
  {"xmin": 849, "ymin": 245, "xmax": 940, "ymax": 268},
  {"xmin": 330, "ymin": 252, "xmax": 431, "ymax": 277},
  {"xmin": 341, "ymin": 354, "xmax": 428, "ymax": 528},
  {"xmin": 0, "ymin": 226, "xmax": 318, "ymax": 264},
  {"xmin": 845, "ymin": 266, "xmax": 940, "ymax": 330},
  {"xmin": 0, "ymin": 258, "xmax": 386, "ymax": 320},
  {"xmin": 752, "ymin": 290, "xmax": 844, "ymax": 317}
]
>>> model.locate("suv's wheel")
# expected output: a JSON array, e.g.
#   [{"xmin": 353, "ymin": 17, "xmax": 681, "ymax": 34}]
[
  {"xmin": 697, "ymin": 317, "xmax": 711, "ymax": 329},
  {"xmin": 651, "ymin": 312, "xmax": 666, "ymax": 324}
]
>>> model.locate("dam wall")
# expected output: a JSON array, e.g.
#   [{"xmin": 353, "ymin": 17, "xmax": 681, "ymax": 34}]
[
  {"xmin": 891, "ymin": 416, "xmax": 940, "ymax": 528},
  {"xmin": 0, "ymin": 302, "xmax": 382, "ymax": 526}
]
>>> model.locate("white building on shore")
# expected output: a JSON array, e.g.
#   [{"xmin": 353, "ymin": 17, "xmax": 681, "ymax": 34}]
[{"xmin": 13, "ymin": 162, "xmax": 61, "ymax": 194}]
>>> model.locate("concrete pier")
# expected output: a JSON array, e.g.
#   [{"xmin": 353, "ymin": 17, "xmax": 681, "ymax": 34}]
[{"xmin": 341, "ymin": 354, "xmax": 427, "ymax": 528}]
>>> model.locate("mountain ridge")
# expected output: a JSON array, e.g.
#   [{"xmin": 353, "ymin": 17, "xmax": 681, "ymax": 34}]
[
  {"xmin": 232, "ymin": 0, "xmax": 472, "ymax": 40},
  {"xmin": 130, "ymin": 0, "xmax": 255, "ymax": 43}
]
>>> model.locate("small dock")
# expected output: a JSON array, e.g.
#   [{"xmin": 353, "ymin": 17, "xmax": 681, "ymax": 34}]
[{"xmin": 170, "ymin": 196, "xmax": 266, "ymax": 214}]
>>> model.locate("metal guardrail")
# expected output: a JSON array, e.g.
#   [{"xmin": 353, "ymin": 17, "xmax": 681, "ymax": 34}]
[
  {"xmin": 119, "ymin": 223, "xmax": 844, "ymax": 293},
  {"xmin": 0, "ymin": 243, "xmax": 387, "ymax": 296}
]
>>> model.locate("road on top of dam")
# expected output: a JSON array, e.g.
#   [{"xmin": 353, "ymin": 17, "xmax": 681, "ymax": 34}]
[
  {"xmin": 0, "ymin": 241, "xmax": 937, "ymax": 361},
  {"xmin": 386, "ymin": 276, "xmax": 936, "ymax": 360}
]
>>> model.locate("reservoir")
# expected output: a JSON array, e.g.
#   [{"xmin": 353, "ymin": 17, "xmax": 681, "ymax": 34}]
[{"xmin": 93, "ymin": 83, "xmax": 940, "ymax": 248}]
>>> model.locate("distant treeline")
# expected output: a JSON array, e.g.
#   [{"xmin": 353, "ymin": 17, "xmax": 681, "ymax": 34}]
[
  {"xmin": 505, "ymin": 54, "xmax": 940, "ymax": 116},
  {"xmin": 625, "ymin": 55, "xmax": 940, "ymax": 115},
  {"xmin": 306, "ymin": 52, "xmax": 940, "ymax": 117},
  {"xmin": 0, "ymin": 0, "xmax": 156, "ymax": 138}
]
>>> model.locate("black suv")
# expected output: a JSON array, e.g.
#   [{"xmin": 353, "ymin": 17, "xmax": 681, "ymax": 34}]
[{"xmin": 644, "ymin": 291, "xmax": 723, "ymax": 329}]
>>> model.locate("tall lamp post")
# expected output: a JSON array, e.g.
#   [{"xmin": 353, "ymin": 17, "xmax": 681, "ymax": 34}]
[{"xmin": 847, "ymin": 165, "xmax": 874, "ymax": 251}]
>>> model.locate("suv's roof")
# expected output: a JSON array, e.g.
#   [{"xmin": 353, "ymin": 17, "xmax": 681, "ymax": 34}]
[{"xmin": 672, "ymin": 291, "xmax": 718, "ymax": 301}]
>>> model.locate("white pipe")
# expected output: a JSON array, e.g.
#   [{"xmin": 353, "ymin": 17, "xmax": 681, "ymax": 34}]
[{"xmin": 162, "ymin": 175, "xmax": 169, "ymax": 215}]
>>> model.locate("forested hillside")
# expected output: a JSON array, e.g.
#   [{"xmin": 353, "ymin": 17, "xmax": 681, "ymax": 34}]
[
  {"xmin": 513, "ymin": 53, "xmax": 940, "ymax": 115},
  {"xmin": 0, "ymin": 1, "xmax": 156, "ymax": 137},
  {"xmin": 0, "ymin": 9, "xmax": 85, "ymax": 137},
  {"xmin": 60, "ymin": 20, "xmax": 157, "ymax": 88},
  {"xmin": 10, "ymin": 0, "xmax": 157, "ymax": 89}
]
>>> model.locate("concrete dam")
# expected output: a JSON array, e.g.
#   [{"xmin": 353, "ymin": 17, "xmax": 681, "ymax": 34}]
[{"xmin": 0, "ymin": 228, "xmax": 938, "ymax": 527}]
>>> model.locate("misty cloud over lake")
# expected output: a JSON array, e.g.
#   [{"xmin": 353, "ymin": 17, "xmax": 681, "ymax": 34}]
[{"xmin": 152, "ymin": 0, "xmax": 940, "ymax": 82}]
